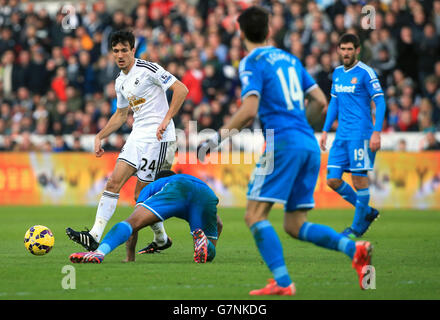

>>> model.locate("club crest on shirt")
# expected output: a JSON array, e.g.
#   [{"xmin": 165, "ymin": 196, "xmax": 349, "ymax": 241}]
[
  {"xmin": 134, "ymin": 78, "xmax": 140, "ymax": 86},
  {"xmin": 351, "ymin": 77, "xmax": 358, "ymax": 84}
]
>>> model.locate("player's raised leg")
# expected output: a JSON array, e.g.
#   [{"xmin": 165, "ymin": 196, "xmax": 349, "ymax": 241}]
[
  {"xmin": 246, "ymin": 200, "xmax": 296, "ymax": 296},
  {"xmin": 285, "ymin": 210, "xmax": 356, "ymax": 259},
  {"xmin": 326, "ymin": 140, "xmax": 358, "ymax": 209},
  {"xmin": 188, "ymin": 198, "xmax": 220, "ymax": 263},
  {"xmin": 347, "ymin": 173, "xmax": 380, "ymax": 238},
  {"xmin": 70, "ymin": 205, "xmax": 160, "ymax": 264},
  {"xmin": 66, "ymin": 160, "xmax": 136, "ymax": 251},
  {"xmin": 283, "ymin": 210, "xmax": 372, "ymax": 289}
]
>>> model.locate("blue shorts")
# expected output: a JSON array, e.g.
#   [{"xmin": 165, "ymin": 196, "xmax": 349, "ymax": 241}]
[
  {"xmin": 327, "ymin": 139, "xmax": 376, "ymax": 179},
  {"xmin": 247, "ymin": 147, "xmax": 320, "ymax": 212},
  {"xmin": 137, "ymin": 180, "xmax": 219, "ymax": 240}
]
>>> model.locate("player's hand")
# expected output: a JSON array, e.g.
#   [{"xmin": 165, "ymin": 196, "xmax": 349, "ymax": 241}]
[
  {"xmin": 197, "ymin": 133, "xmax": 221, "ymax": 162},
  {"xmin": 319, "ymin": 131, "xmax": 328, "ymax": 152},
  {"xmin": 370, "ymin": 131, "xmax": 381, "ymax": 152},
  {"xmin": 94, "ymin": 136, "xmax": 104, "ymax": 157},
  {"xmin": 156, "ymin": 118, "xmax": 170, "ymax": 141}
]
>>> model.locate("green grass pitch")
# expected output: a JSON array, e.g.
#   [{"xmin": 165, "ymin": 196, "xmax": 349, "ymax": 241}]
[{"xmin": 0, "ymin": 206, "xmax": 439, "ymax": 300}]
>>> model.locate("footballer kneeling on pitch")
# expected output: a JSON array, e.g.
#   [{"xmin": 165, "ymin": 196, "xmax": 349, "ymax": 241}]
[{"xmin": 69, "ymin": 171, "xmax": 222, "ymax": 264}]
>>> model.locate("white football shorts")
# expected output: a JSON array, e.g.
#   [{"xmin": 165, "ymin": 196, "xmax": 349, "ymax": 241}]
[{"xmin": 117, "ymin": 136, "xmax": 176, "ymax": 182}]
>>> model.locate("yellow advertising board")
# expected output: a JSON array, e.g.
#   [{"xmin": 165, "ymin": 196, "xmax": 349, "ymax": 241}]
[{"xmin": 0, "ymin": 152, "xmax": 439, "ymax": 208}]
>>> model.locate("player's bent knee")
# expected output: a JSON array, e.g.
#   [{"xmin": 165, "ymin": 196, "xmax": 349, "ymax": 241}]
[
  {"xmin": 284, "ymin": 210, "xmax": 308, "ymax": 239},
  {"xmin": 244, "ymin": 211, "xmax": 261, "ymax": 227},
  {"xmin": 105, "ymin": 177, "xmax": 122, "ymax": 193},
  {"xmin": 125, "ymin": 206, "xmax": 160, "ymax": 232},
  {"xmin": 284, "ymin": 223, "xmax": 302, "ymax": 239},
  {"xmin": 352, "ymin": 175, "xmax": 369, "ymax": 190},
  {"xmin": 327, "ymin": 178, "xmax": 343, "ymax": 190}
]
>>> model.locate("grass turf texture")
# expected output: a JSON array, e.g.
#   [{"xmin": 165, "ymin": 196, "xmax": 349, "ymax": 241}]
[{"xmin": 0, "ymin": 206, "xmax": 439, "ymax": 300}]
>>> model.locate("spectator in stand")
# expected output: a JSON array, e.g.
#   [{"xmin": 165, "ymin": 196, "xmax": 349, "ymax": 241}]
[
  {"xmin": 52, "ymin": 134, "xmax": 71, "ymax": 152},
  {"xmin": 396, "ymin": 94, "xmax": 419, "ymax": 131},
  {"xmin": 1, "ymin": 50, "xmax": 15, "ymax": 99},
  {"xmin": 423, "ymin": 132, "xmax": 440, "ymax": 150},
  {"xmin": 202, "ymin": 63, "xmax": 223, "ymax": 101},
  {"xmin": 51, "ymin": 66, "xmax": 68, "ymax": 102},
  {"xmin": 182, "ymin": 55, "xmax": 204, "ymax": 105},
  {"xmin": 396, "ymin": 26, "xmax": 418, "ymax": 82},
  {"xmin": 12, "ymin": 50, "xmax": 31, "ymax": 91},
  {"xmin": 397, "ymin": 110, "xmax": 419, "ymax": 132},
  {"xmin": 2, "ymin": 0, "xmax": 440, "ymax": 151},
  {"xmin": 424, "ymin": 75, "xmax": 438, "ymax": 105},
  {"xmin": 418, "ymin": 23, "xmax": 439, "ymax": 90},
  {"xmin": 28, "ymin": 48, "xmax": 49, "ymax": 96},
  {"xmin": 70, "ymin": 136, "xmax": 86, "ymax": 152},
  {"xmin": 0, "ymin": 135, "xmax": 16, "ymax": 151},
  {"xmin": 371, "ymin": 45, "xmax": 396, "ymax": 88},
  {"xmin": 13, "ymin": 131, "xmax": 37, "ymax": 152},
  {"xmin": 418, "ymin": 98, "xmax": 435, "ymax": 132},
  {"xmin": 396, "ymin": 138, "xmax": 407, "ymax": 152}
]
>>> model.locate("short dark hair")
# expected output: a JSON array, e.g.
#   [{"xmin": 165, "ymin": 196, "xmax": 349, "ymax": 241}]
[
  {"xmin": 109, "ymin": 30, "xmax": 135, "ymax": 50},
  {"xmin": 237, "ymin": 6, "xmax": 269, "ymax": 43},
  {"xmin": 338, "ymin": 33, "xmax": 360, "ymax": 49},
  {"xmin": 155, "ymin": 170, "xmax": 176, "ymax": 181}
]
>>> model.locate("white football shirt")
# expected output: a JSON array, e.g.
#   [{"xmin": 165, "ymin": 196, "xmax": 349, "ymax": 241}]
[{"xmin": 115, "ymin": 59, "xmax": 177, "ymax": 142}]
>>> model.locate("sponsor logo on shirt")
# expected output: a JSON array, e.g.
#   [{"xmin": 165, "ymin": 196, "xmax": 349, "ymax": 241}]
[
  {"xmin": 128, "ymin": 95, "xmax": 146, "ymax": 112},
  {"xmin": 334, "ymin": 84, "xmax": 356, "ymax": 93}
]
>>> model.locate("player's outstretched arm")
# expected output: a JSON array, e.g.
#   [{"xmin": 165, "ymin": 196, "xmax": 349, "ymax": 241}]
[
  {"xmin": 370, "ymin": 94, "xmax": 386, "ymax": 152},
  {"xmin": 156, "ymin": 80, "xmax": 188, "ymax": 140},
  {"xmin": 306, "ymin": 86, "xmax": 328, "ymax": 111},
  {"xmin": 320, "ymin": 95, "xmax": 339, "ymax": 151},
  {"xmin": 221, "ymin": 94, "xmax": 259, "ymax": 137},
  {"xmin": 94, "ymin": 107, "xmax": 129, "ymax": 157}
]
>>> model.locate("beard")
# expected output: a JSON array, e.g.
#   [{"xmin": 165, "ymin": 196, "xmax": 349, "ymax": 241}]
[{"xmin": 343, "ymin": 55, "xmax": 356, "ymax": 68}]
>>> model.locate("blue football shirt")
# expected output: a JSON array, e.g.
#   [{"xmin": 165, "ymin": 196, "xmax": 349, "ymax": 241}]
[
  {"xmin": 330, "ymin": 61, "xmax": 384, "ymax": 140},
  {"xmin": 136, "ymin": 174, "xmax": 212, "ymax": 204},
  {"xmin": 239, "ymin": 46, "xmax": 319, "ymax": 151}
]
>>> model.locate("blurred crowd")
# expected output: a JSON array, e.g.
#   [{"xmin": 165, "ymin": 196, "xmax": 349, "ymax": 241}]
[{"xmin": 1, "ymin": 0, "xmax": 440, "ymax": 153}]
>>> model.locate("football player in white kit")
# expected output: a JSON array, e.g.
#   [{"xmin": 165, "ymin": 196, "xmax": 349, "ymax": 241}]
[{"xmin": 66, "ymin": 31, "xmax": 188, "ymax": 261}]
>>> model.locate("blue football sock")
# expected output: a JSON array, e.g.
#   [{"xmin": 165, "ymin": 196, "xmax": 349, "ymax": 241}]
[
  {"xmin": 298, "ymin": 222, "xmax": 356, "ymax": 259},
  {"xmin": 206, "ymin": 240, "xmax": 216, "ymax": 262},
  {"xmin": 250, "ymin": 220, "xmax": 292, "ymax": 287},
  {"xmin": 335, "ymin": 181, "xmax": 357, "ymax": 207},
  {"xmin": 97, "ymin": 221, "xmax": 133, "ymax": 255},
  {"xmin": 352, "ymin": 188, "xmax": 370, "ymax": 233}
]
